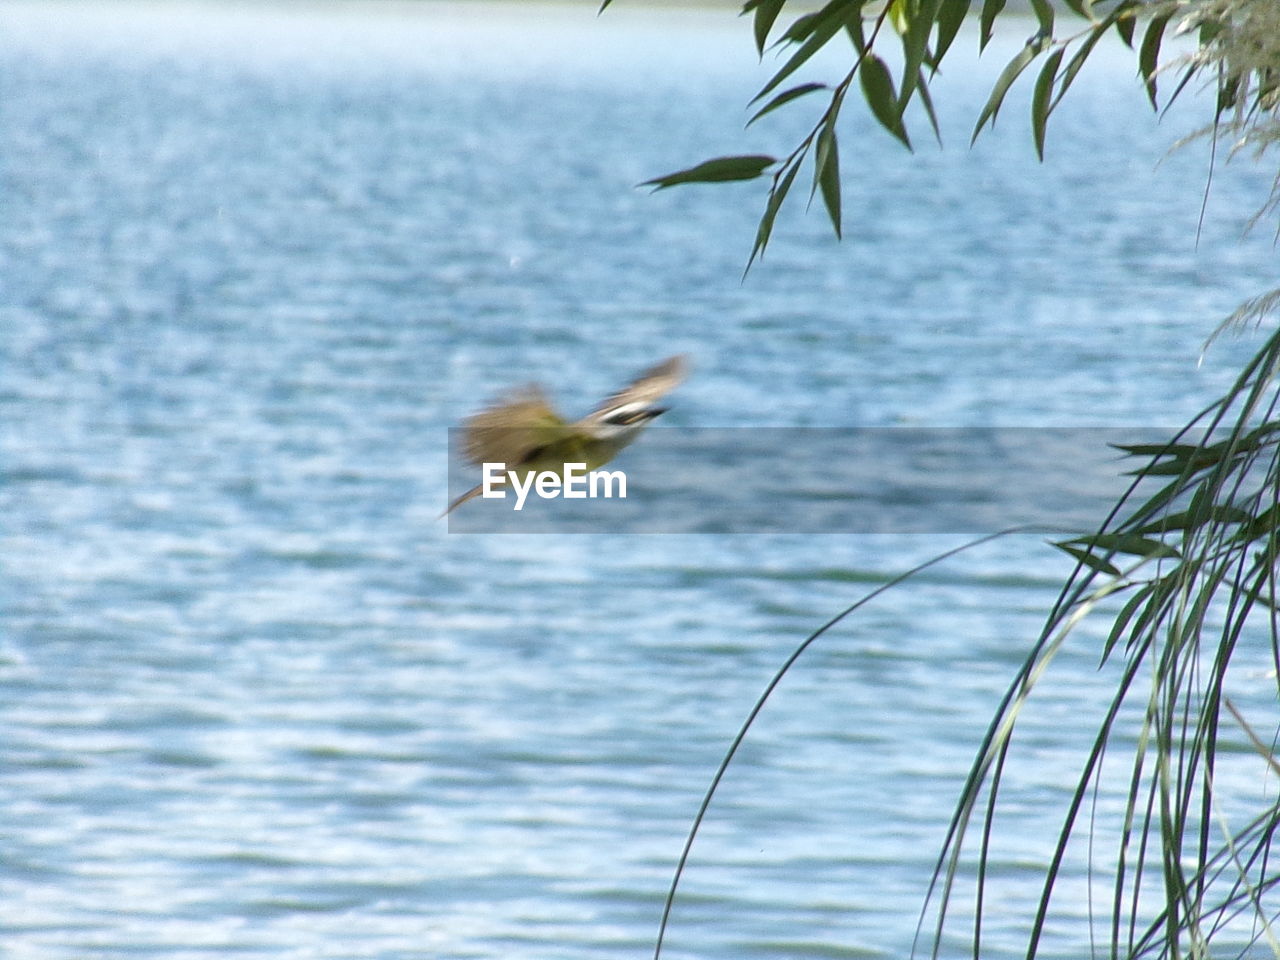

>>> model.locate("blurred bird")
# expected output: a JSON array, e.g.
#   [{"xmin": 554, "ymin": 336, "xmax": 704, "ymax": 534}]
[{"xmin": 443, "ymin": 355, "xmax": 688, "ymax": 516}]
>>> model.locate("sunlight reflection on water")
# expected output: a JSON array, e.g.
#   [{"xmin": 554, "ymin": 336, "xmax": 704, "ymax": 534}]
[{"xmin": 3, "ymin": 2, "xmax": 1278, "ymax": 958}]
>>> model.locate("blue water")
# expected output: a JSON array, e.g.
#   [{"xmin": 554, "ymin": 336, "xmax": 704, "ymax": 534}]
[{"xmin": 3, "ymin": 2, "xmax": 1279, "ymax": 958}]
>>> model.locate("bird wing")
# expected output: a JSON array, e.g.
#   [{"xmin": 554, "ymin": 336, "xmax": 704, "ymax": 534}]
[
  {"xmin": 586, "ymin": 354, "xmax": 688, "ymax": 418},
  {"xmin": 461, "ymin": 384, "xmax": 570, "ymax": 467}
]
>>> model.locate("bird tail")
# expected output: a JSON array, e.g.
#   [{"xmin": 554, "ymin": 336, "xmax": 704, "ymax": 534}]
[{"xmin": 440, "ymin": 484, "xmax": 484, "ymax": 518}]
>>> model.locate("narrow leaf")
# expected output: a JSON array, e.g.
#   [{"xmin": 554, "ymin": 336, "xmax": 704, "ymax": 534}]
[
  {"xmin": 1133, "ymin": 505, "xmax": 1251, "ymax": 536},
  {"xmin": 979, "ymin": 0, "xmax": 1006, "ymax": 50},
  {"xmin": 972, "ymin": 40, "xmax": 1040, "ymax": 144},
  {"xmin": 1124, "ymin": 458, "xmax": 1219, "ymax": 477},
  {"xmin": 886, "ymin": 0, "xmax": 908, "ymax": 34},
  {"xmin": 1116, "ymin": 574, "xmax": 1182, "ymax": 656},
  {"xmin": 1235, "ymin": 504, "xmax": 1280, "ymax": 544},
  {"xmin": 915, "ymin": 67, "xmax": 942, "ymax": 144},
  {"xmin": 1054, "ymin": 541, "xmax": 1123, "ymax": 578},
  {"xmin": 1032, "ymin": 47, "xmax": 1063, "ymax": 160},
  {"xmin": 845, "ymin": 10, "xmax": 868, "ymax": 53},
  {"xmin": 1138, "ymin": 14, "xmax": 1168, "ymax": 107},
  {"xmin": 814, "ymin": 124, "xmax": 842, "ymax": 238},
  {"xmin": 780, "ymin": 11, "xmax": 821, "ymax": 44},
  {"xmin": 752, "ymin": 0, "xmax": 788, "ymax": 55},
  {"xmin": 1120, "ymin": 433, "xmax": 1246, "ymax": 475},
  {"xmin": 778, "ymin": 0, "xmax": 862, "ymax": 45},
  {"xmin": 935, "ymin": 0, "xmax": 971, "ymax": 65},
  {"xmin": 1121, "ymin": 476, "xmax": 1190, "ymax": 531},
  {"xmin": 1051, "ymin": 15, "xmax": 1115, "ymax": 112},
  {"xmin": 1198, "ymin": 18, "xmax": 1224, "ymax": 46},
  {"xmin": 747, "ymin": 82, "xmax": 828, "ymax": 126},
  {"xmin": 1029, "ymin": 0, "xmax": 1054, "ymax": 35},
  {"xmin": 1110, "ymin": 441, "xmax": 1204, "ymax": 459},
  {"xmin": 1068, "ymin": 533, "xmax": 1182, "ymax": 561},
  {"xmin": 1160, "ymin": 61, "xmax": 1198, "ymax": 116},
  {"xmin": 748, "ymin": 158, "xmax": 802, "ymax": 270},
  {"xmin": 860, "ymin": 53, "xmax": 912, "ymax": 149},
  {"xmin": 1113, "ymin": 6, "xmax": 1136, "ymax": 47},
  {"xmin": 755, "ymin": 6, "xmax": 853, "ymax": 103},
  {"xmin": 641, "ymin": 155, "xmax": 776, "ymax": 190},
  {"xmin": 1101, "ymin": 582, "xmax": 1154, "ymax": 661},
  {"xmin": 1216, "ymin": 74, "xmax": 1241, "ymax": 117},
  {"xmin": 897, "ymin": 0, "xmax": 942, "ymax": 115}
]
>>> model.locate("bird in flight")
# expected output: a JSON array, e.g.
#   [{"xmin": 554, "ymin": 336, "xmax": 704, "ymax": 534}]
[{"xmin": 444, "ymin": 355, "xmax": 688, "ymax": 516}]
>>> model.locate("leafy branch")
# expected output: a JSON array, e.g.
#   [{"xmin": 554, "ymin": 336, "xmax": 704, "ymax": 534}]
[{"xmin": 633, "ymin": 0, "xmax": 1280, "ymax": 267}]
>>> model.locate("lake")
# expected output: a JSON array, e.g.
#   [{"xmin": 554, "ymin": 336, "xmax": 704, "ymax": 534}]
[{"xmin": 2, "ymin": 2, "xmax": 1278, "ymax": 958}]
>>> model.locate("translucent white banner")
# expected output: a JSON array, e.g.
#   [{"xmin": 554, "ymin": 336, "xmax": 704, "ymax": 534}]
[{"xmin": 445, "ymin": 427, "xmax": 1190, "ymax": 533}]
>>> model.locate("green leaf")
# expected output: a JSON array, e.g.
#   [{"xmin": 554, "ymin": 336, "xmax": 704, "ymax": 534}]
[
  {"xmin": 972, "ymin": 40, "xmax": 1041, "ymax": 144},
  {"xmin": 747, "ymin": 82, "xmax": 828, "ymax": 126},
  {"xmin": 1031, "ymin": 47, "xmax": 1063, "ymax": 160},
  {"xmin": 1114, "ymin": 15, "xmax": 1136, "ymax": 48},
  {"xmin": 915, "ymin": 67, "xmax": 942, "ymax": 144},
  {"xmin": 934, "ymin": 0, "xmax": 971, "ymax": 65},
  {"xmin": 1110, "ymin": 441, "xmax": 1204, "ymax": 459},
  {"xmin": 1029, "ymin": 0, "xmax": 1054, "ymax": 35},
  {"xmin": 860, "ymin": 53, "xmax": 912, "ymax": 149},
  {"xmin": 1104, "ymin": 573, "xmax": 1184, "ymax": 659},
  {"xmin": 1198, "ymin": 18, "xmax": 1224, "ymax": 46},
  {"xmin": 750, "ymin": 0, "xmax": 788, "ymax": 55},
  {"xmin": 1141, "ymin": 13, "xmax": 1172, "ymax": 108},
  {"xmin": 886, "ymin": 0, "xmax": 907, "ymax": 34},
  {"xmin": 1050, "ymin": 14, "xmax": 1115, "ymax": 112},
  {"xmin": 1101, "ymin": 581, "xmax": 1154, "ymax": 661},
  {"xmin": 1067, "ymin": 533, "xmax": 1182, "ymax": 561},
  {"xmin": 779, "ymin": 11, "xmax": 821, "ymax": 43},
  {"xmin": 1235, "ymin": 504, "xmax": 1280, "ymax": 544},
  {"xmin": 755, "ymin": 4, "xmax": 856, "ymax": 103},
  {"xmin": 844, "ymin": 10, "xmax": 868, "ymax": 53},
  {"xmin": 813, "ymin": 122, "xmax": 842, "ymax": 238},
  {"xmin": 1120, "ymin": 432, "xmax": 1257, "ymax": 476},
  {"xmin": 752, "ymin": 1, "xmax": 865, "ymax": 104},
  {"xmin": 1125, "ymin": 458, "xmax": 1215, "ymax": 477},
  {"xmin": 1121, "ymin": 476, "xmax": 1192, "ymax": 531},
  {"xmin": 979, "ymin": 0, "xmax": 1006, "ymax": 50},
  {"xmin": 1160, "ymin": 61, "xmax": 1199, "ymax": 116},
  {"xmin": 1217, "ymin": 73, "xmax": 1241, "ymax": 116},
  {"xmin": 748, "ymin": 157, "xmax": 802, "ymax": 270},
  {"xmin": 640, "ymin": 154, "xmax": 776, "ymax": 190},
  {"xmin": 1054, "ymin": 541, "xmax": 1123, "ymax": 578},
  {"xmin": 777, "ymin": 0, "xmax": 862, "ymax": 45},
  {"xmin": 1133, "ymin": 505, "xmax": 1252, "ymax": 537},
  {"xmin": 896, "ymin": 0, "xmax": 942, "ymax": 115}
]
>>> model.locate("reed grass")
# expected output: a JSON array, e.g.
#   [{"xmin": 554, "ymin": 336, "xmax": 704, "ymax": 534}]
[
  {"xmin": 916, "ymin": 327, "xmax": 1280, "ymax": 959},
  {"xmin": 655, "ymin": 330, "xmax": 1280, "ymax": 959}
]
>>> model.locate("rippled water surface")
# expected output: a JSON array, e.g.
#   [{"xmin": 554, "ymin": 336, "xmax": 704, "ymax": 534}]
[{"xmin": 3, "ymin": 2, "xmax": 1279, "ymax": 958}]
